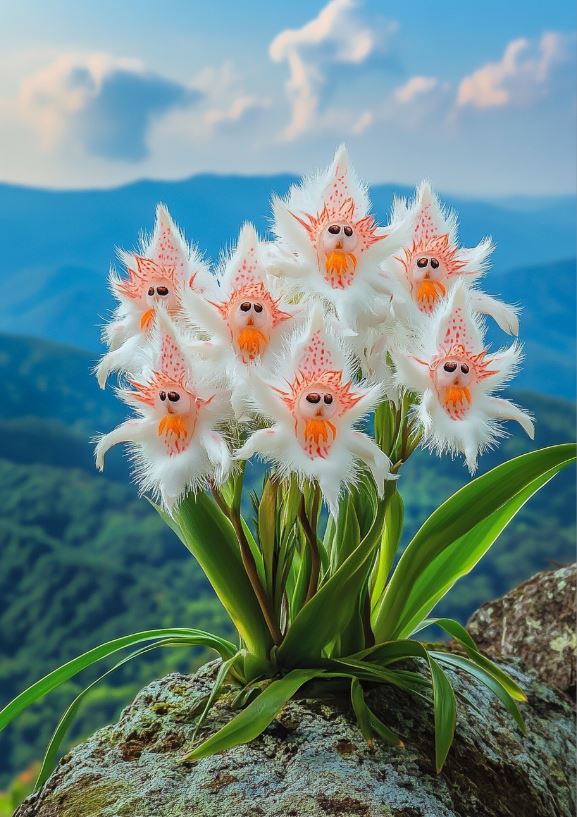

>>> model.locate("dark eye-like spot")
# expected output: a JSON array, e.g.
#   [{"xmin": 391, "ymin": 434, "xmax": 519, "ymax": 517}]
[
  {"xmin": 240, "ymin": 302, "xmax": 251, "ymax": 312},
  {"xmin": 343, "ymin": 226, "xmax": 353, "ymax": 237},
  {"xmin": 417, "ymin": 257, "xmax": 429, "ymax": 268},
  {"xmin": 430, "ymin": 258, "xmax": 440, "ymax": 270},
  {"xmin": 328, "ymin": 224, "xmax": 341, "ymax": 235},
  {"xmin": 253, "ymin": 303, "xmax": 263, "ymax": 313},
  {"xmin": 460, "ymin": 363, "xmax": 470, "ymax": 374},
  {"xmin": 148, "ymin": 286, "xmax": 155, "ymax": 296},
  {"xmin": 159, "ymin": 391, "xmax": 167, "ymax": 401},
  {"xmin": 443, "ymin": 362, "xmax": 458, "ymax": 373},
  {"xmin": 306, "ymin": 392, "xmax": 321, "ymax": 404},
  {"xmin": 168, "ymin": 391, "xmax": 180, "ymax": 402},
  {"xmin": 323, "ymin": 394, "xmax": 333, "ymax": 405},
  {"xmin": 156, "ymin": 286, "xmax": 169, "ymax": 296}
]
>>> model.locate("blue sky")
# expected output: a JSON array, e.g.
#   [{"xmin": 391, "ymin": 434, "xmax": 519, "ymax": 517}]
[{"xmin": 0, "ymin": 0, "xmax": 575, "ymax": 194}]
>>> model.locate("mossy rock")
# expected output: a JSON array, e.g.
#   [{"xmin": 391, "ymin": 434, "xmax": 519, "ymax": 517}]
[{"xmin": 15, "ymin": 658, "xmax": 575, "ymax": 817}]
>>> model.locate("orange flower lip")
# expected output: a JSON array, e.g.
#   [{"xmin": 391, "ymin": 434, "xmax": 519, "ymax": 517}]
[
  {"xmin": 140, "ymin": 308, "xmax": 155, "ymax": 331},
  {"xmin": 236, "ymin": 326, "xmax": 268, "ymax": 362},
  {"xmin": 304, "ymin": 417, "xmax": 337, "ymax": 448},
  {"xmin": 416, "ymin": 278, "xmax": 446, "ymax": 311},
  {"xmin": 324, "ymin": 250, "xmax": 357, "ymax": 288},
  {"xmin": 158, "ymin": 414, "xmax": 188, "ymax": 439},
  {"xmin": 441, "ymin": 385, "xmax": 471, "ymax": 418}
]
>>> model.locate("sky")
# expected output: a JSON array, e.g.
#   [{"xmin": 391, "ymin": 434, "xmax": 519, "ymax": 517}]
[{"xmin": 0, "ymin": 0, "xmax": 575, "ymax": 195}]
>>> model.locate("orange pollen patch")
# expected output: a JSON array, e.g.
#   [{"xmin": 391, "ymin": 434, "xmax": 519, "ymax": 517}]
[
  {"xmin": 415, "ymin": 279, "xmax": 446, "ymax": 312},
  {"xmin": 236, "ymin": 326, "xmax": 268, "ymax": 361},
  {"xmin": 324, "ymin": 250, "xmax": 357, "ymax": 288},
  {"xmin": 441, "ymin": 385, "xmax": 471, "ymax": 419},
  {"xmin": 158, "ymin": 414, "xmax": 189, "ymax": 440},
  {"xmin": 304, "ymin": 417, "xmax": 337, "ymax": 447},
  {"xmin": 140, "ymin": 308, "xmax": 155, "ymax": 331}
]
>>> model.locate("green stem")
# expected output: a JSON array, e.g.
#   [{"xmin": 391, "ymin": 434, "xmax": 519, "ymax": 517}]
[
  {"xmin": 299, "ymin": 493, "xmax": 320, "ymax": 604},
  {"xmin": 229, "ymin": 511, "xmax": 283, "ymax": 646},
  {"xmin": 213, "ymin": 483, "xmax": 282, "ymax": 647}
]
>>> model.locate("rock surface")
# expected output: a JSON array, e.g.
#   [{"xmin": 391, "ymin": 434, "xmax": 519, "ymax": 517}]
[
  {"xmin": 468, "ymin": 563, "xmax": 576, "ymax": 694},
  {"xmin": 16, "ymin": 566, "xmax": 577, "ymax": 817}
]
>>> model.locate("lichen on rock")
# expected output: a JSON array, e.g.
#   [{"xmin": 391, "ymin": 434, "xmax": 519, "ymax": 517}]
[
  {"xmin": 467, "ymin": 563, "xmax": 576, "ymax": 695},
  {"xmin": 14, "ymin": 663, "xmax": 575, "ymax": 817}
]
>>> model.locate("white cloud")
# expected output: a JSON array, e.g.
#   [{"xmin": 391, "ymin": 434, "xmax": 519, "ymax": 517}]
[
  {"xmin": 19, "ymin": 53, "xmax": 201, "ymax": 160},
  {"xmin": 457, "ymin": 31, "xmax": 575, "ymax": 110},
  {"xmin": 351, "ymin": 110, "xmax": 374, "ymax": 134},
  {"xmin": 204, "ymin": 95, "xmax": 271, "ymax": 130},
  {"xmin": 269, "ymin": 0, "xmax": 398, "ymax": 140},
  {"xmin": 20, "ymin": 53, "xmax": 137, "ymax": 147},
  {"xmin": 394, "ymin": 76, "xmax": 439, "ymax": 104}
]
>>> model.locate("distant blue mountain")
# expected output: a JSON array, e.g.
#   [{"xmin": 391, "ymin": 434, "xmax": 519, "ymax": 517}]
[{"xmin": 0, "ymin": 175, "xmax": 574, "ymax": 396}]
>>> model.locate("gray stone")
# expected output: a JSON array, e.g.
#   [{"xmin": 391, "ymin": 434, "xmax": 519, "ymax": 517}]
[
  {"xmin": 467, "ymin": 563, "xmax": 576, "ymax": 694},
  {"xmin": 15, "ymin": 656, "xmax": 576, "ymax": 817}
]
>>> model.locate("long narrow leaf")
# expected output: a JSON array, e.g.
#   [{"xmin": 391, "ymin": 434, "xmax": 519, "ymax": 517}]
[
  {"xmin": 183, "ymin": 669, "xmax": 321, "ymax": 761},
  {"xmin": 431, "ymin": 651, "xmax": 526, "ymax": 735},
  {"xmin": 278, "ymin": 491, "xmax": 390, "ymax": 666},
  {"xmin": 372, "ymin": 444, "xmax": 576, "ymax": 641},
  {"xmin": 350, "ymin": 678, "xmax": 403, "ymax": 746},
  {"xmin": 191, "ymin": 655, "xmax": 238, "ymax": 744},
  {"xmin": 35, "ymin": 637, "xmax": 205, "ymax": 790},
  {"xmin": 169, "ymin": 492, "xmax": 273, "ymax": 656},
  {"xmin": 391, "ymin": 468, "xmax": 560, "ymax": 640},
  {"xmin": 370, "ymin": 488, "xmax": 403, "ymax": 610},
  {"xmin": 351, "ymin": 641, "xmax": 457, "ymax": 769},
  {"xmin": 411, "ymin": 617, "xmax": 477, "ymax": 652},
  {"xmin": 428, "ymin": 656, "xmax": 457, "ymax": 772},
  {"xmin": 0, "ymin": 628, "xmax": 235, "ymax": 732},
  {"xmin": 412, "ymin": 620, "xmax": 525, "ymax": 701}
]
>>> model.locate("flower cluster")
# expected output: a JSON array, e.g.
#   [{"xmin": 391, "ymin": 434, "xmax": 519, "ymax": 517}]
[{"xmin": 95, "ymin": 146, "xmax": 534, "ymax": 513}]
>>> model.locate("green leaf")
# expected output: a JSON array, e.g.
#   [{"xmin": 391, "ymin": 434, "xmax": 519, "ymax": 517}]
[
  {"xmin": 258, "ymin": 478, "xmax": 278, "ymax": 596},
  {"xmin": 0, "ymin": 628, "xmax": 235, "ymax": 734},
  {"xmin": 350, "ymin": 640, "xmax": 457, "ymax": 770},
  {"xmin": 375, "ymin": 398, "xmax": 396, "ymax": 455},
  {"xmin": 350, "ymin": 677, "xmax": 373, "ymax": 742},
  {"xmin": 278, "ymin": 492, "xmax": 390, "ymax": 666},
  {"xmin": 169, "ymin": 492, "xmax": 273, "ymax": 656},
  {"xmin": 370, "ymin": 487, "xmax": 403, "ymax": 611},
  {"xmin": 411, "ymin": 618, "xmax": 477, "ymax": 652},
  {"xmin": 183, "ymin": 668, "xmax": 320, "ymax": 761},
  {"xmin": 350, "ymin": 678, "xmax": 403, "ymax": 747},
  {"xmin": 280, "ymin": 476, "xmax": 301, "ymax": 539},
  {"xmin": 350, "ymin": 470, "xmax": 379, "ymax": 538},
  {"xmin": 35, "ymin": 636, "xmax": 205, "ymax": 790},
  {"xmin": 331, "ymin": 657, "xmax": 430, "ymax": 697},
  {"xmin": 393, "ymin": 468, "xmax": 561, "ymax": 640},
  {"xmin": 428, "ymin": 655, "xmax": 457, "ymax": 773},
  {"xmin": 372, "ymin": 444, "xmax": 576, "ymax": 642},
  {"xmin": 431, "ymin": 651, "xmax": 526, "ymax": 735},
  {"xmin": 413, "ymin": 620, "xmax": 525, "ymax": 702},
  {"xmin": 355, "ymin": 638, "xmax": 432, "ymax": 665},
  {"xmin": 191, "ymin": 655, "xmax": 238, "ymax": 744},
  {"xmin": 330, "ymin": 494, "xmax": 360, "ymax": 573}
]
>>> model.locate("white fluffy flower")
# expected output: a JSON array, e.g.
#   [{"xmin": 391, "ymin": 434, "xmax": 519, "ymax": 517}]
[
  {"xmin": 269, "ymin": 144, "xmax": 407, "ymax": 332},
  {"xmin": 236, "ymin": 307, "xmax": 395, "ymax": 515},
  {"xmin": 96, "ymin": 204, "xmax": 216, "ymax": 388},
  {"xmin": 183, "ymin": 222, "xmax": 297, "ymax": 415},
  {"xmin": 394, "ymin": 284, "xmax": 534, "ymax": 473},
  {"xmin": 95, "ymin": 317, "xmax": 231, "ymax": 510},
  {"xmin": 381, "ymin": 182, "xmax": 519, "ymax": 335}
]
